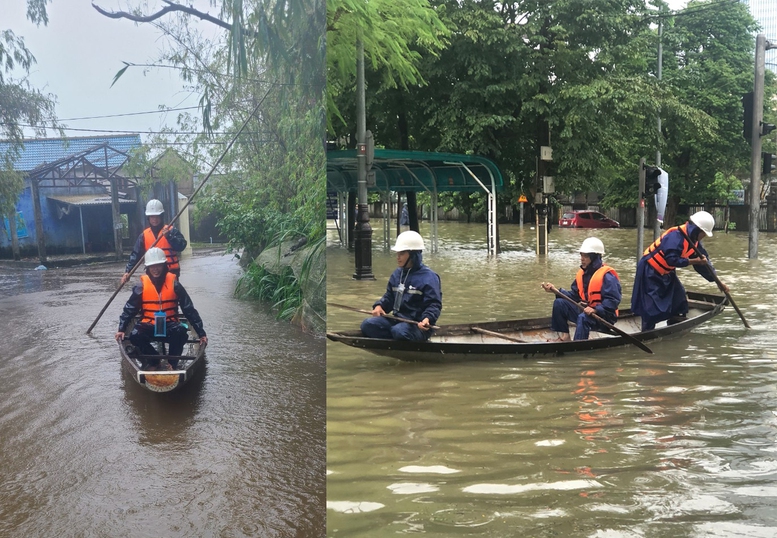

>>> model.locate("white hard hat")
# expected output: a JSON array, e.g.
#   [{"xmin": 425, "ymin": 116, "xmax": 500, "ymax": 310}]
[
  {"xmin": 391, "ymin": 230, "xmax": 425, "ymax": 251},
  {"xmin": 145, "ymin": 199, "xmax": 164, "ymax": 216},
  {"xmin": 145, "ymin": 247, "xmax": 167, "ymax": 267},
  {"xmin": 690, "ymin": 210, "xmax": 714, "ymax": 237},
  {"xmin": 579, "ymin": 237, "xmax": 605, "ymax": 255}
]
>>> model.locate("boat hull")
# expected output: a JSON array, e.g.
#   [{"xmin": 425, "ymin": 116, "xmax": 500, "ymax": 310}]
[
  {"xmin": 327, "ymin": 291, "xmax": 727, "ymax": 363},
  {"xmin": 119, "ymin": 317, "xmax": 205, "ymax": 393}
]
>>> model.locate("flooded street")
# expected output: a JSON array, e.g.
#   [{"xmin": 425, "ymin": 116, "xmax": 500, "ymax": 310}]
[
  {"xmin": 0, "ymin": 249, "xmax": 325, "ymax": 537},
  {"xmin": 327, "ymin": 222, "xmax": 777, "ymax": 537}
]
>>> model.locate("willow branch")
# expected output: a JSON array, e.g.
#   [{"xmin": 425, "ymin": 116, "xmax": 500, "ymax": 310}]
[{"xmin": 91, "ymin": 0, "xmax": 238, "ymax": 34}]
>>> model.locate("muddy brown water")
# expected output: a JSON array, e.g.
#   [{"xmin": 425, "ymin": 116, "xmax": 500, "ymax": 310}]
[
  {"xmin": 327, "ymin": 223, "xmax": 777, "ymax": 537},
  {"xmin": 0, "ymin": 249, "xmax": 325, "ymax": 537}
]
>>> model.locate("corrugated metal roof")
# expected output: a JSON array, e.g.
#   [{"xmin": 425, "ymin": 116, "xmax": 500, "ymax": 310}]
[
  {"xmin": 0, "ymin": 134, "xmax": 142, "ymax": 172},
  {"xmin": 48, "ymin": 194, "xmax": 137, "ymax": 206}
]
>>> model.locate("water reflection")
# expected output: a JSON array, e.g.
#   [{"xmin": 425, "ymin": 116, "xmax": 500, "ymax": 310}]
[
  {"xmin": 121, "ymin": 361, "xmax": 207, "ymax": 445},
  {"xmin": 0, "ymin": 252, "xmax": 325, "ymax": 537},
  {"xmin": 327, "ymin": 222, "xmax": 777, "ymax": 537}
]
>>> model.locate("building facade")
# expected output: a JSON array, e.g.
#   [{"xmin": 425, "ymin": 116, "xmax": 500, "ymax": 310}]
[{"xmin": 742, "ymin": 0, "xmax": 777, "ymax": 72}]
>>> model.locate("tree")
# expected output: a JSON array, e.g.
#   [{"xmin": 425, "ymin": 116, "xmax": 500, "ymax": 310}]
[
  {"xmin": 326, "ymin": 0, "xmax": 448, "ymax": 136},
  {"xmin": 1, "ymin": 0, "xmax": 57, "ymax": 259},
  {"xmin": 348, "ymin": 0, "xmax": 763, "ymax": 226},
  {"xmin": 95, "ymin": 0, "xmax": 327, "ymax": 327},
  {"xmin": 646, "ymin": 0, "xmax": 760, "ymax": 224}
]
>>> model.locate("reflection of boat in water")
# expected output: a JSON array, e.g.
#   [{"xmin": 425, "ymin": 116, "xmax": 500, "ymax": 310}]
[
  {"xmin": 121, "ymin": 360, "xmax": 207, "ymax": 445},
  {"xmin": 119, "ymin": 317, "xmax": 206, "ymax": 393},
  {"xmin": 327, "ymin": 291, "xmax": 727, "ymax": 363}
]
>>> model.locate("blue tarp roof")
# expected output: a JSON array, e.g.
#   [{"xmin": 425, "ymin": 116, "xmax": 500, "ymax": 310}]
[{"xmin": 0, "ymin": 134, "xmax": 141, "ymax": 172}]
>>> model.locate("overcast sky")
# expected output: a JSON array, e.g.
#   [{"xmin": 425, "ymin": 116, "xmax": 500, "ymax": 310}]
[{"xmin": 5, "ymin": 0, "xmax": 222, "ymax": 141}]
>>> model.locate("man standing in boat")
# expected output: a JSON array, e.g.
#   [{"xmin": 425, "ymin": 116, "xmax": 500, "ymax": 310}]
[
  {"xmin": 115, "ymin": 247, "xmax": 207, "ymax": 370},
  {"xmin": 361, "ymin": 230, "xmax": 442, "ymax": 341},
  {"xmin": 631, "ymin": 210, "xmax": 727, "ymax": 332},
  {"xmin": 541, "ymin": 237, "xmax": 621, "ymax": 341},
  {"xmin": 120, "ymin": 199, "xmax": 187, "ymax": 285}
]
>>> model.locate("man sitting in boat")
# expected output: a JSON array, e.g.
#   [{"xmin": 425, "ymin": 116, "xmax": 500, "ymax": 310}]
[
  {"xmin": 115, "ymin": 247, "xmax": 208, "ymax": 370},
  {"xmin": 120, "ymin": 199, "xmax": 187, "ymax": 285},
  {"xmin": 631, "ymin": 210, "xmax": 728, "ymax": 332},
  {"xmin": 541, "ymin": 237, "xmax": 621, "ymax": 341},
  {"xmin": 360, "ymin": 230, "xmax": 442, "ymax": 341}
]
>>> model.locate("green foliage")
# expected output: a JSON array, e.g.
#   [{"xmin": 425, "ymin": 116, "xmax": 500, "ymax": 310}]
[
  {"xmin": 98, "ymin": 0, "xmax": 325, "ymax": 325},
  {"xmin": 326, "ymin": 0, "xmax": 449, "ymax": 132},
  {"xmin": 710, "ymin": 171, "xmax": 743, "ymax": 202},
  {"xmin": 332, "ymin": 0, "xmax": 764, "ymax": 219},
  {"xmin": 1, "ymin": 0, "xmax": 57, "ymax": 216},
  {"xmin": 0, "ymin": 168, "xmax": 24, "ymax": 216},
  {"xmin": 235, "ymin": 262, "xmax": 302, "ymax": 320},
  {"xmin": 122, "ymin": 144, "xmax": 196, "ymax": 194}
]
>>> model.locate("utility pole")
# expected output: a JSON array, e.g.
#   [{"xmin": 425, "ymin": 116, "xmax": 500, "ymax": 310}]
[
  {"xmin": 637, "ymin": 158, "xmax": 646, "ymax": 265},
  {"xmin": 353, "ymin": 38, "xmax": 375, "ymax": 280},
  {"xmin": 748, "ymin": 34, "xmax": 776, "ymax": 259},
  {"xmin": 654, "ymin": 18, "xmax": 663, "ymax": 241}
]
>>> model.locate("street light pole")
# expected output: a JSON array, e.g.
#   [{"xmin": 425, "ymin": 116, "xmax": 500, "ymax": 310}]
[{"xmin": 353, "ymin": 38, "xmax": 375, "ymax": 280}]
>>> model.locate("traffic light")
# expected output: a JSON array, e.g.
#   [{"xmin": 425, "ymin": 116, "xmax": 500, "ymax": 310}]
[
  {"xmin": 761, "ymin": 122, "xmax": 777, "ymax": 137},
  {"xmin": 644, "ymin": 165, "xmax": 662, "ymax": 196},
  {"xmin": 743, "ymin": 92, "xmax": 753, "ymax": 141},
  {"xmin": 763, "ymin": 152, "xmax": 777, "ymax": 175}
]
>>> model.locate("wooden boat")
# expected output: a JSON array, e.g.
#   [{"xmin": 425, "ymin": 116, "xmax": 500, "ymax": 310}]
[
  {"xmin": 326, "ymin": 291, "xmax": 727, "ymax": 363},
  {"xmin": 119, "ymin": 317, "xmax": 206, "ymax": 393}
]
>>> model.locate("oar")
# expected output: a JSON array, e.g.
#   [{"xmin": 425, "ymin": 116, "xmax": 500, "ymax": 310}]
[
  {"xmin": 327, "ymin": 302, "xmax": 441, "ymax": 329},
  {"xmin": 471, "ymin": 327, "xmax": 527, "ymax": 343},
  {"xmin": 86, "ymin": 88, "xmax": 273, "ymax": 335},
  {"xmin": 546, "ymin": 285, "xmax": 653, "ymax": 354},
  {"xmin": 677, "ymin": 227, "xmax": 750, "ymax": 328}
]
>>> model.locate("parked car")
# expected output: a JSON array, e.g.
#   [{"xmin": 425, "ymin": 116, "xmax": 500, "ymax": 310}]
[{"xmin": 558, "ymin": 210, "xmax": 620, "ymax": 229}]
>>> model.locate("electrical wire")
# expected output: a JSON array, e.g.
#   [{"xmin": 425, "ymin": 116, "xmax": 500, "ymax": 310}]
[{"xmin": 56, "ymin": 106, "xmax": 200, "ymax": 122}]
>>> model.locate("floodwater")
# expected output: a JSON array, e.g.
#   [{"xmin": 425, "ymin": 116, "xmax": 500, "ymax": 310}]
[
  {"xmin": 327, "ymin": 222, "xmax": 777, "ymax": 537},
  {"xmin": 0, "ymin": 249, "xmax": 325, "ymax": 537}
]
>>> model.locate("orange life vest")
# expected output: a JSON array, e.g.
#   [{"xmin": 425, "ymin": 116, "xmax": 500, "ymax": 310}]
[
  {"xmin": 143, "ymin": 228, "xmax": 181, "ymax": 272},
  {"xmin": 140, "ymin": 273, "xmax": 179, "ymax": 324},
  {"xmin": 643, "ymin": 223, "xmax": 696, "ymax": 275},
  {"xmin": 575, "ymin": 265, "xmax": 620, "ymax": 316}
]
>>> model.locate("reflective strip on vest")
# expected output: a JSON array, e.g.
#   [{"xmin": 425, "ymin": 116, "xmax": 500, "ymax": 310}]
[
  {"xmin": 143, "ymin": 228, "xmax": 180, "ymax": 271},
  {"xmin": 575, "ymin": 265, "xmax": 620, "ymax": 316},
  {"xmin": 643, "ymin": 224, "xmax": 695, "ymax": 275},
  {"xmin": 140, "ymin": 273, "xmax": 179, "ymax": 323}
]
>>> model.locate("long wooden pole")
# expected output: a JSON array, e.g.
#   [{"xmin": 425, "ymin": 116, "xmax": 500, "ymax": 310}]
[
  {"xmin": 327, "ymin": 302, "xmax": 441, "ymax": 330},
  {"xmin": 86, "ymin": 89, "xmax": 272, "ymax": 335},
  {"xmin": 547, "ymin": 285, "xmax": 653, "ymax": 354},
  {"xmin": 677, "ymin": 227, "xmax": 750, "ymax": 328},
  {"xmin": 470, "ymin": 327, "xmax": 527, "ymax": 343}
]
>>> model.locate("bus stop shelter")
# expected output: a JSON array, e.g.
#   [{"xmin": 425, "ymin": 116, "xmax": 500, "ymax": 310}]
[{"xmin": 327, "ymin": 149, "xmax": 504, "ymax": 255}]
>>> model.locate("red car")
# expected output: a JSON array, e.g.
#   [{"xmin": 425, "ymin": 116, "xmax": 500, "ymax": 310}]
[{"xmin": 558, "ymin": 210, "xmax": 620, "ymax": 229}]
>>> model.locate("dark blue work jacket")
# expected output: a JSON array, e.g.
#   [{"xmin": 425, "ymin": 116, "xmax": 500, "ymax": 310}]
[{"xmin": 375, "ymin": 263, "xmax": 442, "ymax": 325}]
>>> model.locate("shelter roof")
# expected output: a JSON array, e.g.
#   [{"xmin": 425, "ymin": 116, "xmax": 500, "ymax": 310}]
[
  {"xmin": 0, "ymin": 134, "xmax": 141, "ymax": 172},
  {"xmin": 47, "ymin": 194, "xmax": 136, "ymax": 206},
  {"xmin": 327, "ymin": 149, "xmax": 504, "ymax": 193}
]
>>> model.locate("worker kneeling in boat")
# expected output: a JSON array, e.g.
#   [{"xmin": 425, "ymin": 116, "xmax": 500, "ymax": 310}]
[
  {"xmin": 631, "ymin": 210, "xmax": 727, "ymax": 332},
  {"xmin": 115, "ymin": 247, "xmax": 208, "ymax": 370},
  {"xmin": 541, "ymin": 237, "xmax": 622, "ymax": 341},
  {"xmin": 361, "ymin": 230, "xmax": 442, "ymax": 341}
]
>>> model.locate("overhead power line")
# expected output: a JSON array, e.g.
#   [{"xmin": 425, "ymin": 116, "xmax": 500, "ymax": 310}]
[{"xmin": 57, "ymin": 106, "xmax": 200, "ymax": 122}]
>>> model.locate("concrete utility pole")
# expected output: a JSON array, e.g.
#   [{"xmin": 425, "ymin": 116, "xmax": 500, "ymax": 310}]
[
  {"xmin": 748, "ymin": 34, "xmax": 776, "ymax": 259},
  {"xmin": 654, "ymin": 19, "xmax": 663, "ymax": 241},
  {"xmin": 637, "ymin": 158, "xmax": 646, "ymax": 265},
  {"xmin": 353, "ymin": 38, "xmax": 375, "ymax": 280}
]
